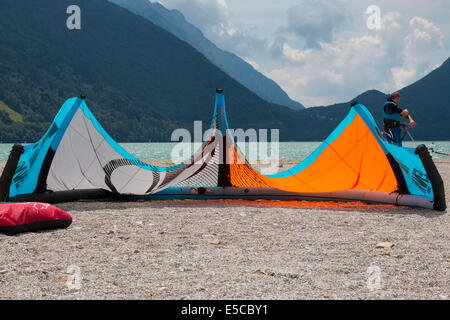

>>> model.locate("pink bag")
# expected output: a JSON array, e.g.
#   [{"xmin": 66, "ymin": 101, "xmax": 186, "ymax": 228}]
[{"xmin": 0, "ymin": 202, "xmax": 72, "ymax": 235}]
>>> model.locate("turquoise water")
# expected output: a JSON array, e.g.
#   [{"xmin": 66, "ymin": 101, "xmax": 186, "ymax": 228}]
[{"xmin": 0, "ymin": 141, "xmax": 449, "ymax": 161}]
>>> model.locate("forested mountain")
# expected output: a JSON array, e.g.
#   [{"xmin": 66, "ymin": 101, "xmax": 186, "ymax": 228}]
[
  {"xmin": 108, "ymin": 0, "xmax": 304, "ymax": 110},
  {"xmin": 0, "ymin": 0, "xmax": 305, "ymax": 142},
  {"xmin": 0, "ymin": 0, "xmax": 448, "ymax": 143}
]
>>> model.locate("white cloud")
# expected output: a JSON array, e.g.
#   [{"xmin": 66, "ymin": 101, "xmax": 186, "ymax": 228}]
[
  {"xmin": 161, "ymin": 0, "xmax": 267, "ymax": 57},
  {"xmin": 160, "ymin": 1, "xmax": 449, "ymax": 107},
  {"xmin": 391, "ymin": 16, "xmax": 445, "ymax": 89},
  {"xmin": 161, "ymin": 0, "xmax": 229, "ymax": 29},
  {"xmin": 262, "ymin": 13, "xmax": 448, "ymax": 106},
  {"xmin": 407, "ymin": 16, "xmax": 444, "ymax": 50},
  {"xmin": 282, "ymin": 43, "xmax": 309, "ymax": 63},
  {"xmin": 241, "ymin": 57, "xmax": 260, "ymax": 71},
  {"xmin": 286, "ymin": 0, "xmax": 351, "ymax": 48},
  {"xmin": 391, "ymin": 67, "xmax": 417, "ymax": 89}
]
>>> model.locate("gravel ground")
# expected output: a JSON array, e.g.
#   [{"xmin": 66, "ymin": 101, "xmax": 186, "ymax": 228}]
[{"xmin": 0, "ymin": 159, "xmax": 448, "ymax": 300}]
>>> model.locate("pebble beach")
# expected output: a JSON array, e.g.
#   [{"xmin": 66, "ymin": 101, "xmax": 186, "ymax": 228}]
[{"xmin": 0, "ymin": 159, "xmax": 448, "ymax": 300}]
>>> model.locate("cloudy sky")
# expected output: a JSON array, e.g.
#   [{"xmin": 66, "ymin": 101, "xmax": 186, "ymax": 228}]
[{"xmin": 159, "ymin": 0, "xmax": 450, "ymax": 107}]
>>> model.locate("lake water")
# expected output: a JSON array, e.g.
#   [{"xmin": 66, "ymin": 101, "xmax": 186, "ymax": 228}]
[{"xmin": 0, "ymin": 141, "xmax": 449, "ymax": 161}]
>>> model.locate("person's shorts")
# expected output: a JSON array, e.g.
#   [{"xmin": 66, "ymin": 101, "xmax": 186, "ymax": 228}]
[{"xmin": 384, "ymin": 126, "xmax": 402, "ymax": 146}]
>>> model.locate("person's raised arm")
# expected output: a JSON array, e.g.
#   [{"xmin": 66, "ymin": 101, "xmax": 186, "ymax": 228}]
[{"xmin": 400, "ymin": 109, "xmax": 416, "ymax": 128}]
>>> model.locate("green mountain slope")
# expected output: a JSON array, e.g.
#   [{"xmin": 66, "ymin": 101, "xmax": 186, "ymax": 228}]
[
  {"xmin": 0, "ymin": 0, "xmax": 448, "ymax": 143},
  {"xmin": 108, "ymin": 0, "xmax": 304, "ymax": 110},
  {"xmin": 0, "ymin": 0, "xmax": 306, "ymax": 142}
]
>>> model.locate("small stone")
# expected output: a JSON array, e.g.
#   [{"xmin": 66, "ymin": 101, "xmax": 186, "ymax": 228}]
[
  {"xmin": 376, "ymin": 242, "xmax": 395, "ymax": 249},
  {"xmin": 0, "ymin": 269, "xmax": 7, "ymax": 275},
  {"xmin": 179, "ymin": 267, "xmax": 190, "ymax": 272},
  {"xmin": 210, "ymin": 239, "xmax": 221, "ymax": 245}
]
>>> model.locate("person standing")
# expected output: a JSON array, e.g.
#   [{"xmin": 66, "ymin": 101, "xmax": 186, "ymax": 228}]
[{"xmin": 382, "ymin": 92, "xmax": 416, "ymax": 146}]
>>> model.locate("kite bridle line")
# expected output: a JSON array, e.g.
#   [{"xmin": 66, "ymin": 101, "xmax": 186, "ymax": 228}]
[{"xmin": 399, "ymin": 123, "xmax": 416, "ymax": 146}]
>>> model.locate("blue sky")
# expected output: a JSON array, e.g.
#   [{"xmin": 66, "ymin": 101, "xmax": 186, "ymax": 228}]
[{"xmin": 159, "ymin": 0, "xmax": 450, "ymax": 107}]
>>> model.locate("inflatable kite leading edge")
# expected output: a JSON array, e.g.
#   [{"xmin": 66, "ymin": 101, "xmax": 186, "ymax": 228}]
[{"xmin": 0, "ymin": 89, "xmax": 446, "ymax": 210}]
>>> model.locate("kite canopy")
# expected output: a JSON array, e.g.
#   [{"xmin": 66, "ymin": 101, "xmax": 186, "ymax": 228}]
[{"xmin": 0, "ymin": 90, "xmax": 445, "ymax": 210}]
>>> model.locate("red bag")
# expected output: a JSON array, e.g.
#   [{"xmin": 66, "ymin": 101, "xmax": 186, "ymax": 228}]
[{"xmin": 0, "ymin": 202, "xmax": 72, "ymax": 235}]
